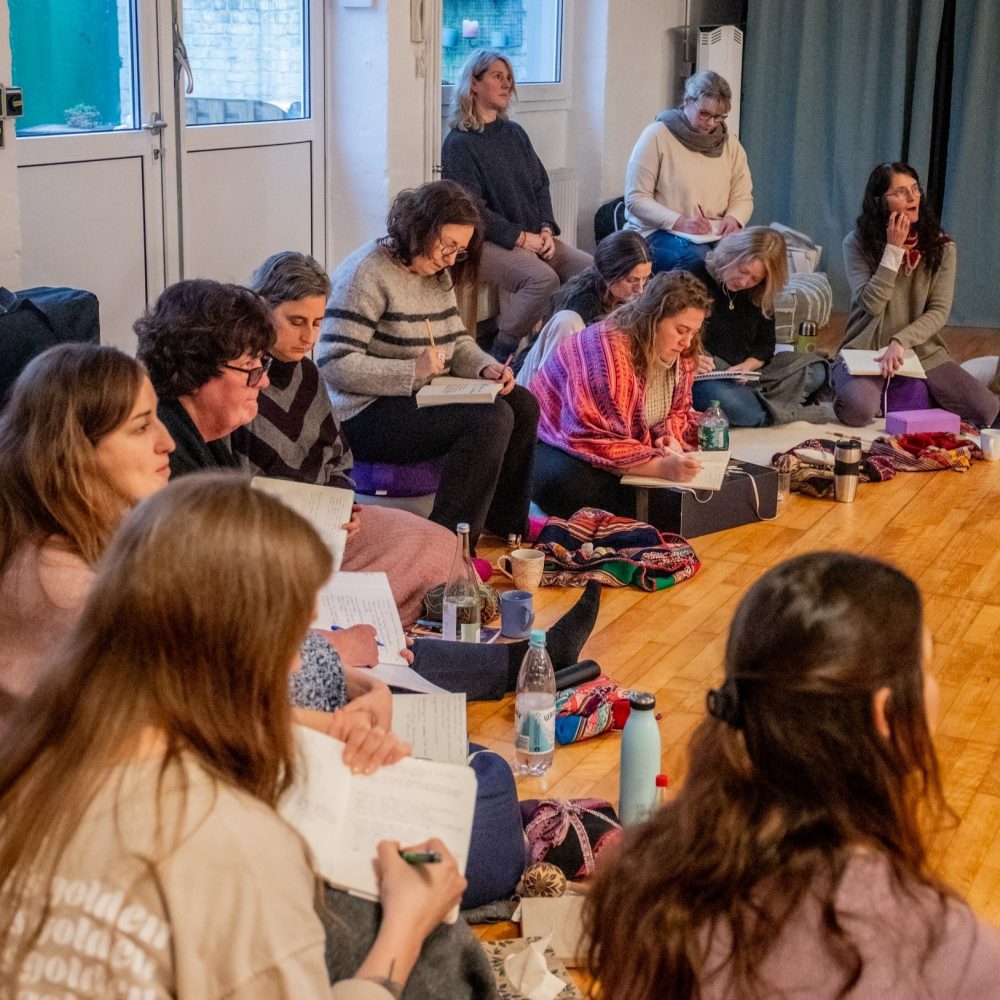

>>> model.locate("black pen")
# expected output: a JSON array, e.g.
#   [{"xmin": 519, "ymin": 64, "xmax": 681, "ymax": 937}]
[{"xmin": 399, "ymin": 850, "xmax": 441, "ymax": 864}]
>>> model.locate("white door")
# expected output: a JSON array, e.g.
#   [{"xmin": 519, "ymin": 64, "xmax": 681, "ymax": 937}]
[
  {"xmin": 11, "ymin": 0, "xmax": 176, "ymax": 352},
  {"xmin": 174, "ymin": 0, "xmax": 325, "ymax": 283}
]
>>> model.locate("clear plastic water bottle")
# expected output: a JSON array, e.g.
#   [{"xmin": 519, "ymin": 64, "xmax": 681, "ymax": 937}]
[
  {"xmin": 698, "ymin": 400, "xmax": 730, "ymax": 451},
  {"xmin": 513, "ymin": 630, "xmax": 556, "ymax": 776},
  {"xmin": 618, "ymin": 692, "xmax": 662, "ymax": 826},
  {"xmin": 442, "ymin": 523, "xmax": 481, "ymax": 643}
]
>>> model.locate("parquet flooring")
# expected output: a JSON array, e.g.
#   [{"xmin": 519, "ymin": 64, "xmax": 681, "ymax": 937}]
[{"xmin": 472, "ymin": 441, "xmax": 1000, "ymax": 932}]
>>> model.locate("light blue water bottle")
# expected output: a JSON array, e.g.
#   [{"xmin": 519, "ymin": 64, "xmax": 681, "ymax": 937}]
[{"xmin": 618, "ymin": 692, "xmax": 661, "ymax": 826}]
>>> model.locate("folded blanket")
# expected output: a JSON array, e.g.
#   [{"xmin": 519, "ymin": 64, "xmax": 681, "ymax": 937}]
[
  {"xmin": 533, "ymin": 508, "xmax": 700, "ymax": 590},
  {"xmin": 770, "ymin": 439, "xmax": 895, "ymax": 499},
  {"xmin": 869, "ymin": 431, "xmax": 982, "ymax": 472}
]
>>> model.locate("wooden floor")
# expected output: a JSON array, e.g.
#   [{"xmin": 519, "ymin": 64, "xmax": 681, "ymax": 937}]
[{"xmin": 471, "ymin": 380, "xmax": 1000, "ymax": 937}]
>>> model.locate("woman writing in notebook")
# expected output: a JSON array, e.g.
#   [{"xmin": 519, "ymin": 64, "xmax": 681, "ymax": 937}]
[
  {"xmin": 0, "ymin": 474, "xmax": 465, "ymax": 998},
  {"xmin": 531, "ymin": 271, "xmax": 712, "ymax": 519},
  {"xmin": 317, "ymin": 180, "xmax": 539, "ymax": 550},
  {"xmin": 833, "ymin": 162, "xmax": 997, "ymax": 427}
]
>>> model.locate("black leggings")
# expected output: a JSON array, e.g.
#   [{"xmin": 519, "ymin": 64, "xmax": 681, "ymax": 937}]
[
  {"xmin": 343, "ymin": 386, "xmax": 539, "ymax": 546},
  {"xmin": 531, "ymin": 440, "xmax": 637, "ymax": 519}
]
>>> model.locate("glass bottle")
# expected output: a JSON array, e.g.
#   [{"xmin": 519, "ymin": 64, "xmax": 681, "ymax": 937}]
[{"xmin": 442, "ymin": 523, "xmax": 481, "ymax": 643}]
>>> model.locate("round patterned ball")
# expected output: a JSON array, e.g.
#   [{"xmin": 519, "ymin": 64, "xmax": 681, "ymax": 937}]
[
  {"xmin": 423, "ymin": 583, "xmax": 500, "ymax": 625},
  {"xmin": 521, "ymin": 862, "xmax": 567, "ymax": 898}
]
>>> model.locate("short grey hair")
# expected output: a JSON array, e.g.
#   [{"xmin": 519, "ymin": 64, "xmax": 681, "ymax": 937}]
[
  {"xmin": 248, "ymin": 251, "xmax": 331, "ymax": 307},
  {"xmin": 683, "ymin": 70, "xmax": 732, "ymax": 109}
]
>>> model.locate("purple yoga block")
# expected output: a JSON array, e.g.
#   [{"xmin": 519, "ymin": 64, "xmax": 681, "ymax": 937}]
[
  {"xmin": 352, "ymin": 457, "xmax": 444, "ymax": 497},
  {"xmin": 885, "ymin": 408, "xmax": 961, "ymax": 435}
]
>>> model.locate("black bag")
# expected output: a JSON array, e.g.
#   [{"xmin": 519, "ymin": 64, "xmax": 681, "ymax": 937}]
[
  {"xmin": 0, "ymin": 286, "xmax": 100, "ymax": 409},
  {"xmin": 593, "ymin": 196, "xmax": 626, "ymax": 243}
]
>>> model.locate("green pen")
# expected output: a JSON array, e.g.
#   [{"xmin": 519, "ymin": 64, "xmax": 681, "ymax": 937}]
[{"xmin": 399, "ymin": 850, "xmax": 441, "ymax": 864}]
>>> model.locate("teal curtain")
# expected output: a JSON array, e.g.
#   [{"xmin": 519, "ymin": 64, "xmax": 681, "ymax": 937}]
[
  {"xmin": 740, "ymin": 0, "xmax": 946, "ymax": 314},
  {"xmin": 940, "ymin": 1, "xmax": 1000, "ymax": 325}
]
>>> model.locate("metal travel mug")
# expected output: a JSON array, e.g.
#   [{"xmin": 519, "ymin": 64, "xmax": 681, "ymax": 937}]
[
  {"xmin": 833, "ymin": 439, "xmax": 862, "ymax": 503},
  {"xmin": 794, "ymin": 320, "xmax": 818, "ymax": 353}
]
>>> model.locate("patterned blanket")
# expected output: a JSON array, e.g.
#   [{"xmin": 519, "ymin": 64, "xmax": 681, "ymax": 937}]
[{"xmin": 533, "ymin": 507, "xmax": 700, "ymax": 590}]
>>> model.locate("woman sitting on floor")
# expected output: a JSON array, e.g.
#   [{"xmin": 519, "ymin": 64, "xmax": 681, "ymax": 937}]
[
  {"xmin": 585, "ymin": 550, "xmax": 1000, "ymax": 999},
  {"xmin": 517, "ymin": 231, "xmax": 653, "ymax": 388},
  {"xmin": 0, "ymin": 342, "xmax": 405, "ymax": 767},
  {"xmin": 135, "ymin": 282, "xmax": 600, "ymax": 702},
  {"xmin": 531, "ymin": 271, "xmax": 712, "ymax": 520},
  {"xmin": 833, "ymin": 161, "xmax": 998, "ymax": 428},
  {"xmin": 0, "ymin": 474, "xmax": 465, "ymax": 998},
  {"xmin": 318, "ymin": 180, "xmax": 539, "ymax": 551},
  {"xmin": 688, "ymin": 226, "xmax": 830, "ymax": 427},
  {"xmin": 231, "ymin": 250, "xmax": 453, "ymax": 625}
]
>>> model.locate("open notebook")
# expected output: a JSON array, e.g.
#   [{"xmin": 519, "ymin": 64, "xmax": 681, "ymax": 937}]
[
  {"xmin": 620, "ymin": 450, "xmax": 731, "ymax": 492},
  {"xmin": 416, "ymin": 377, "xmax": 502, "ymax": 407},
  {"xmin": 840, "ymin": 349, "xmax": 926, "ymax": 379}
]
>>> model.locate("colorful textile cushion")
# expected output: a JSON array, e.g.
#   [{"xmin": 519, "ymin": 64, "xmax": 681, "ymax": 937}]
[
  {"xmin": 554, "ymin": 674, "xmax": 632, "ymax": 745},
  {"xmin": 520, "ymin": 798, "xmax": 623, "ymax": 881},
  {"xmin": 534, "ymin": 507, "xmax": 700, "ymax": 590},
  {"xmin": 869, "ymin": 431, "xmax": 982, "ymax": 472}
]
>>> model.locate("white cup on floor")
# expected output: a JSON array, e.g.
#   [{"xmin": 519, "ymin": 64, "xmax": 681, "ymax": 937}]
[{"xmin": 980, "ymin": 428, "xmax": 1000, "ymax": 461}]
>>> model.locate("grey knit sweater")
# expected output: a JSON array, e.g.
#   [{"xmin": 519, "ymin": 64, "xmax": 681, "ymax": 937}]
[{"xmin": 317, "ymin": 240, "xmax": 495, "ymax": 420}]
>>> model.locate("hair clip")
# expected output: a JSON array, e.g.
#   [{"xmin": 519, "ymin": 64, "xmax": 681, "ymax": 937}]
[{"xmin": 706, "ymin": 677, "xmax": 743, "ymax": 729}]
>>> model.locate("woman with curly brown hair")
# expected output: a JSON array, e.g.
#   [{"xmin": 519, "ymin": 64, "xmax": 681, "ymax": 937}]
[
  {"xmin": 318, "ymin": 180, "xmax": 539, "ymax": 549},
  {"xmin": 530, "ymin": 270, "xmax": 712, "ymax": 518},
  {"xmin": 585, "ymin": 551, "xmax": 1000, "ymax": 1000}
]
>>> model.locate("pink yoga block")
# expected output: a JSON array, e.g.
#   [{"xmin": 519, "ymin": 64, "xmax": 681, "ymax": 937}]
[{"xmin": 885, "ymin": 408, "xmax": 960, "ymax": 435}]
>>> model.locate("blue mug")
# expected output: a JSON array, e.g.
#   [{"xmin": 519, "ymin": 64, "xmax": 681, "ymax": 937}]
[{"xmin": 500, "ymin": 590, "xmax": 535, "ymax": 639}]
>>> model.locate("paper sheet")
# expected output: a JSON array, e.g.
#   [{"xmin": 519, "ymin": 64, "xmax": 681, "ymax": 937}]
[
  {"xmin": 281, "ymin": 726, "xmax": 476, "ymax": 922},
  {"xmin": 367, "ymin": 663, "xmax": 446, "ymax": 694},
  {"xmin": 621, "ymin": 450, "xmax": 731, "ymax": 492},
  {"xmin": 251, "ymin": 477, "xmax": 353, "ymax": 569},
  {"xmin": 314, "ymin": 572, "xmax": 408, "ymax": 667},
  {"xmin": 391, "ymin": 692, "xmax": 467, "ymax": 764}
]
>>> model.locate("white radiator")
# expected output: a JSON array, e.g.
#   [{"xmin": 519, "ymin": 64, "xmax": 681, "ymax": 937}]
[
  {"xmin": 548, "ymin": 168, "xmax": 581, "ymax": 248},
  {"xmin": 697, "ymin": 25, "xmax": 744, "ymax": 139}
]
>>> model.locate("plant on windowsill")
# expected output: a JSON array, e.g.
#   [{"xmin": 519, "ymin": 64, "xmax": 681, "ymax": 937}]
[{"xmin": 64, "ymin": 104, "xmax": 102, "ymax": 130}]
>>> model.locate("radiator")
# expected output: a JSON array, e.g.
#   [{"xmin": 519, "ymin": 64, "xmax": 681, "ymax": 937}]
[
  {"xmin": 548, "ymin": 168, "xmax": 581, "ymax": 248},
  {"xmin": 697, "ymin": 25, "xmax": 744, "ymax": 138}
]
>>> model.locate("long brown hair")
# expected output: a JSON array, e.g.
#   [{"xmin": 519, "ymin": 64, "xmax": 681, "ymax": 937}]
[
  {"xmin": 585, "ymin": 552, "xmax": 949, "ymax": 1000},
  {"xmin": 0, "ymin": 343, "xmax": 146, "ymax": 576},
  {"xmin": 0, "ymin": 473, "xmax": 332, "ymax": 970},
  {"xmin": 607, "ymin": 270, "xmax": 712, "ymax": 379}
]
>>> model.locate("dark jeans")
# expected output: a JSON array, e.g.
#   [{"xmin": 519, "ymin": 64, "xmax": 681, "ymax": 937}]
[
  {"xmin": 645, "ymin": 229, "xmax": 713, "ymax": 273},
  {"xmin": 411, "ymin": 638, "xmax": 508, "ymax": 701},
  {"xmin": 343, "ymin": 386, "xmax": 539, "ymax": 546},
  {"xmin": 532, "ymin": 440, "xmax": 637, "ymax": 519}
]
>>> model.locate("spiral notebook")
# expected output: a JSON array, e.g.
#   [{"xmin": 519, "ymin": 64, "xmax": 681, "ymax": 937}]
[{"xmin": 620, "ymin": 450, "xmax": 731, "ymax": 492}]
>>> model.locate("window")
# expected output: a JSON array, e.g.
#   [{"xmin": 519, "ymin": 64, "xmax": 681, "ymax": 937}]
[
  {"xmin": 182, "ymin": 0, "xmax": 309, "ymax": 125},
  {"xmin": 442, "ymin": 0, "xmax": 564, "ymax": 91},
  {"xmin": 9, "ymin": 0, "xmax": 138, "ymax": 135}
]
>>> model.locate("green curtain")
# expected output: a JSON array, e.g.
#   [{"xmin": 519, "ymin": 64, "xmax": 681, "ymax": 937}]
[
  {"xmin": 940, "ymin": 1, "xmax": 1000, "ymax": 325},
  {"xmin": 740, "ymin": 0, "xmax": 945, "ymax": 314}
]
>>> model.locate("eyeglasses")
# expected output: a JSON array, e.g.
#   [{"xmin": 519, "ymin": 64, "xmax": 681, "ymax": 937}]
[
  {"xmin": 886, "ymin": 184, "xmax": 921, "ymax": 200},
  {"xmin": 435, "ymin": 242, "xmax": 469, "ymax": 263},
  {"xmin": 696, "ymin": 109, "xmax": 728, "ymax": 124},
  {"xmin": 222, "ymin": 355, "xmax": 272, "ymax": 387}
]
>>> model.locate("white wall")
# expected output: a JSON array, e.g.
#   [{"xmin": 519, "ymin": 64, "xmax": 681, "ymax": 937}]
[{"xmin": 0, "ymin": 0, "xmax": 22, "ymax": 288}]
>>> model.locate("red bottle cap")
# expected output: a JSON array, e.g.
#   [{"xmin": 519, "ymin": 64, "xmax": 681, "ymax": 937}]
[{"xmin": 655, "ymin": 773, "xmax": 669, "ymax": 788}]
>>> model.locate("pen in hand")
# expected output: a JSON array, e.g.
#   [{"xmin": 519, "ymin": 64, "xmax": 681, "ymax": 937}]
[{"xmin": 399, "ymin": 850, "xmax": 442, "ymax": 864}]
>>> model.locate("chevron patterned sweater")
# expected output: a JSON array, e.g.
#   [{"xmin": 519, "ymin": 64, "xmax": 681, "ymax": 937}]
[
  {"xmin": 317, "ymin": 240, "xmax": 495, "ymax": 421},
  {"xmin": 531, "ymin": 322, "xmax": 698, "ymax": 469}
]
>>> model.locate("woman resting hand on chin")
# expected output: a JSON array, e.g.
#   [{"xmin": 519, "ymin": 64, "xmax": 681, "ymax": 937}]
[
  {"xmin": 0, "ymin": 474, "xmax": 465, "ymax": 998},
  {"xmin": 530, "ymin": 271, "xmax": 713, "ymax": 519}
]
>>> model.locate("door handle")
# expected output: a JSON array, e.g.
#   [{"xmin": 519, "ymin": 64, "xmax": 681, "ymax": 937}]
[
  {"xmin": 173, "ymin": 21, "xmax": 195, "ymax": 95},
  {"xmin": 141, "ymin": 112, "xmax": 168, "ymax": 135}
]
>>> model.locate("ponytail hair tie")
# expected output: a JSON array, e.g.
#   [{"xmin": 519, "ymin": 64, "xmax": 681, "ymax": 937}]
[{"xmin": 706, "ymin": 677, "xmax": 743, "ymax": 730}]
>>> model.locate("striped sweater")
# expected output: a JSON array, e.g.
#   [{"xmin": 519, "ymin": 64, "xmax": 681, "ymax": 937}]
[
  {"xmin": 317, "ymin": 240, "xmax": 495, "ymax": 420},
  {"xmin": 531, "ymin": 322, "xmax": 698, "ymax": 469}
]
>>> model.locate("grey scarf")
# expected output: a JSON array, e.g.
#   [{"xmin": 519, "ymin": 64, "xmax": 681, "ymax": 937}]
[{"xmin": 656, "ymin": 107, "xmax": 727, "ymax": 158}]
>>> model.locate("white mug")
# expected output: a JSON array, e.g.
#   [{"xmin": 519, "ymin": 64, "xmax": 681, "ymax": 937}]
[
  {"xmin": 496, "ymin": 547, "xmax": 545, "ymax": 591},
  {"xmin": 981, "ymin": 428, "xmax": 1000, "ymax": 461}
]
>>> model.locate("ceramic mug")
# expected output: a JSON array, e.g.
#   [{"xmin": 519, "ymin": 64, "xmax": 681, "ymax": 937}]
[
  {"xmin": 981, "ymin": 428, "xmax": 1000, "ymax": 461},
  {"xmin": 496, "ymin": 547, "xmax": 545, "ymax": 591},
  {"xmin": 500, "ymin": 590, "xmax": 535, "ymax": 639}
]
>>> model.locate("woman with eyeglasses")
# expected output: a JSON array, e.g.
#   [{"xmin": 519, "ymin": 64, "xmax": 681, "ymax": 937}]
[
  {"xmin": 319, "ymin": 180, "xmax": 539, "ymax": 551},
  {"xmin": 833, "ymin": 162, "xmax": 998, "ymax": 428},
  {"xmin": 517, "ymin": 231, "xmax": 653, "ymax": 388},
  {"xmin": 585, "ymin": 551, "xmax": 1000, "ymax": 999},
  {"xmin": 624, "ymin": 70, "xmax": 753, "ymax": 274}
]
